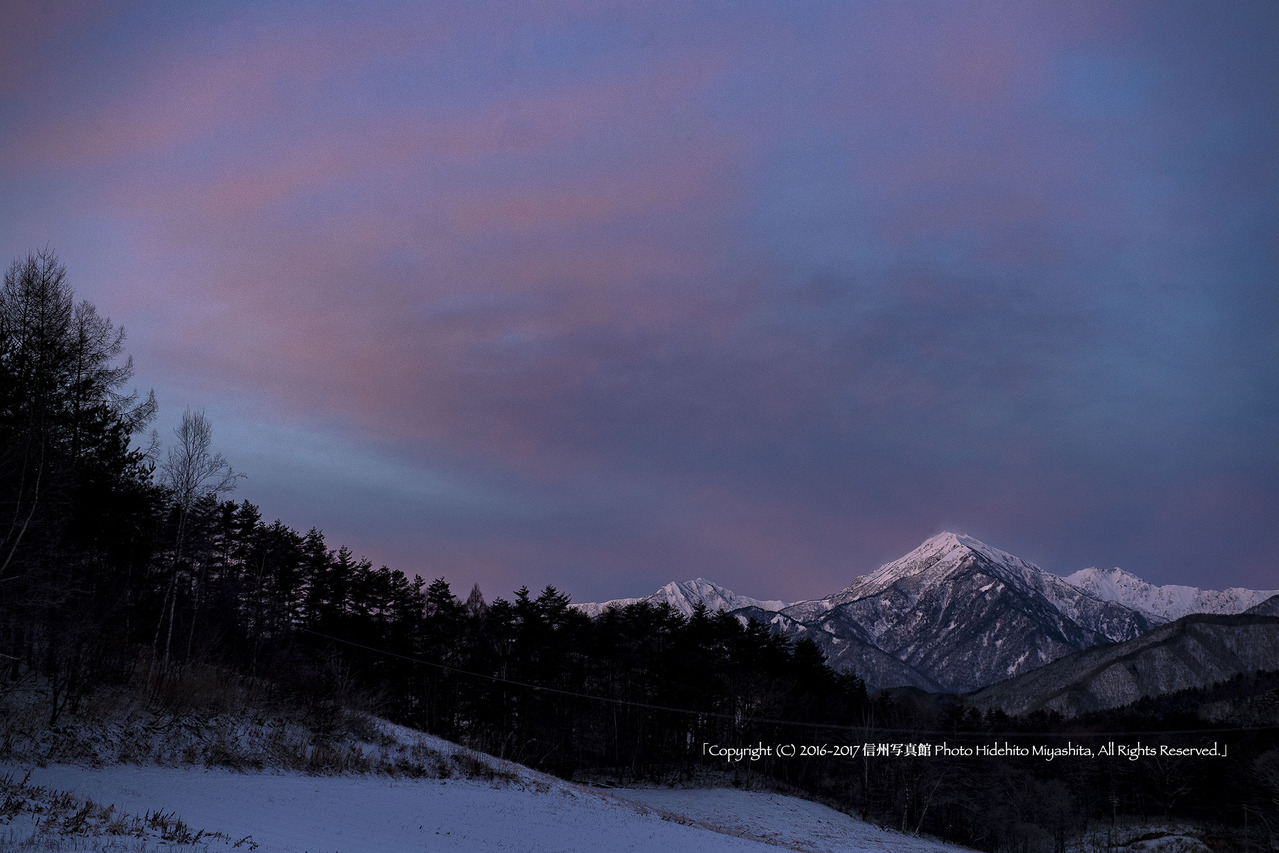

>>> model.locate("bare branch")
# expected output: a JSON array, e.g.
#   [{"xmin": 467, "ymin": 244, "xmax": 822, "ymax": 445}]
[{"xmin": 159, "ymin": 409, "xmax": 244, "ymax": 512}]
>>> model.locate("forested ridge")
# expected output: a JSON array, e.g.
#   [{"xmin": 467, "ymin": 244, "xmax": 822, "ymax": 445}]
[{"xmin": 2, "ymin": 250, "xmax": 1276, "ymax": 852}]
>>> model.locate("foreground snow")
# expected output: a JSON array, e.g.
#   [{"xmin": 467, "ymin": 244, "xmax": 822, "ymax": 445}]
[
  {"xmin": 2, "ymin": 761, "xmax": 971, "ymax": 853},
  {"xmin": 1, "ymin": 703, "xmax": 974, "ymax": 852},
  {"xmin": 615, "ymin": 787, "xmax": 965, "ymax": 853}
]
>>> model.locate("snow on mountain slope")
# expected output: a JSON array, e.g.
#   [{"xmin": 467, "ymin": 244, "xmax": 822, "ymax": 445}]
[
  {"xmin": 852, "ymin": 532, "xmax": 1046, "ymax": 601},
  {"xmin": 575, "ymin": 595, "xmax": 645, "ymax": 618},
  {"xmin": 576, "ymin": 577, "xmax": 788, "ymax": 619},
  {"xmin": 779, "ymin": 532, "xmax": 1156, "ymax": 692},
  {"xmin": 1064, "ymin": 566, "xmax": 1278, "ymax": 621},
  {"xmin": 784, "ymin": 533, "xmax": 1124, "ymax": 626},
  {"xmin": 572, "ymin": 533, "xmax": 1269, "ymax": 694}
]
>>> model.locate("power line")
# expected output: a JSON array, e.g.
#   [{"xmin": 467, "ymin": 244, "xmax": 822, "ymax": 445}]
[{"xmin": 296, "ymin": 627, "xmax": 1279, "ymax": 739}]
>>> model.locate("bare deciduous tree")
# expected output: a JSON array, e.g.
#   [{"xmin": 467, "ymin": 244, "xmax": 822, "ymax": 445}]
[
  {"xmin": 160, "ymin": 409, "xmax": 240, "ymax": 512},
  {"xmin": 153, "ymin": 409, "xmax": 243, "ymax": 677}
]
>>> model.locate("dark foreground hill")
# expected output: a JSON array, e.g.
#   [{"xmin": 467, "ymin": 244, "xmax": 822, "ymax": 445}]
[{"xmin": 967, "ymin": 612, "xmax": 1279, "ymax": 716}]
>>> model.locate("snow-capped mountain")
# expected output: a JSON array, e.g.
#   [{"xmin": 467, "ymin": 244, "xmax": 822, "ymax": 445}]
[
  {"xmin": 574, "ymin": 578, "xmax": 788, "ymax": 619},
  {"xmin": 1063, "ymin": 566, "xmax": 1278, "ymax": 622},
  {"xmin": 576, "ymin": 533, "xmax": 1273, "ymax": 695},
  {"xmin": 776, "ymin": 532, "xmax": 1156, "ymax": 692}
]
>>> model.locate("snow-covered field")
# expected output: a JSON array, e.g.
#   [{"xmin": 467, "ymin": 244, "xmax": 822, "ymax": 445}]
[
  {"xmin": 0, "ymin": 687, "xmax": 975, "ymax": 853},
  {"xmin": 615, "ymin": 787, "xmax": 966, "ymax": 853},
  {"xmin": 0, "ymin": 714, "xmax": 975, "ymax": 853},
  {"xmin": 2, "ymin": 760, "xmax": 977, "ymax": 853}
]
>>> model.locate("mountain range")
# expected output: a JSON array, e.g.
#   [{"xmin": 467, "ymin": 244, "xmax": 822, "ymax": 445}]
[
  {"xmin": 573, "ymin": 578, "xmax": 787, "ymax": 619},
  {"xmin": 577, "ymin": 532, "xmax": 1277, "ymax": 695},
  {"xmin": 1063, "ymin": 565, "xmax": 1276, "ymax": 621}
]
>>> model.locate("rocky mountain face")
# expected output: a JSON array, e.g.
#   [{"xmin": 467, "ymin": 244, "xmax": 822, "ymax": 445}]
[
  {"xmin": 1063, "ymin": 566, "xmax": 1277, "ymax": 621},
  {"xmin": 967, "ymin": 612, "xmax": 1279, "ymax": 716},
  {"xmin": 773, "ymin": 533, "xmax": 1156, "ymax": 692}
]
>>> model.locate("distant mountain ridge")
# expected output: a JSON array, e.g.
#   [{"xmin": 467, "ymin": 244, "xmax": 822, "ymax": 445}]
[
  {"xmin": 574, "ymin": 578, "xmax": 788, "ymax": 619},
  {"xmin": 574, "ymin": 532, "xmax": 1277, "ymax": 694},
  {"xmin": 1064, "ymin": 565, "xmax": 1277, "ymax": 621}
]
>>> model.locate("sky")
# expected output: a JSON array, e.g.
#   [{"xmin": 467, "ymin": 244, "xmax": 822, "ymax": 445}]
[{"xmin": 2, "ymin": 1, "xmax": 1276, "ymax": 603}]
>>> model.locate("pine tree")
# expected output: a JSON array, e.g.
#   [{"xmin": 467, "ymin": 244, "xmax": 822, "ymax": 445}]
[{"xmin": 0, "ymin": 249, "xmax": 158, "ymax": 717}]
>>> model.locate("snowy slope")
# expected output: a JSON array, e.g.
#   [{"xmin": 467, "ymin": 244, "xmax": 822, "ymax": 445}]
[
  {"xmin": 2, "ymin": 760, "xmax": 973, "ymax": 853},
  {"xmin": 1064, "ymin": 566, "xmax": 1277, "ymax": 621},
  {"xmin": 0, "ymin": 710, "xmax": 975, "ymax": 853},
  {"xmin": 4, "ymin": 762, "xmax": 771, "ymax": 853},
  {"xmin": 576, "ymin": 577, "xmax": 788, "ymax": 618},
  {"xmin": 617, "ymin": 787, "xmax": 967, "ymax": 853}
]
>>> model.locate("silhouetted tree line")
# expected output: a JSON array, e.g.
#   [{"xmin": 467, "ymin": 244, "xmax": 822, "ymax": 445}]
[
  {"xmin": 0, "ymin": 249, "xmax": 870, "ymax": 775},
  {"xmin": 2, "ymin": 250, "xmax": 1275, "ymax": 852}
]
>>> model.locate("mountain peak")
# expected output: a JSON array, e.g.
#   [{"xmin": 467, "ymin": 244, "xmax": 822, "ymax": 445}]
[
  {"xmin": 918, "ymin": 531, "xmax": 990, "ymax": 555},
  {"xmin": 794, "ymin": 531, "xmax": 1160, "ymax": 692},
  {"xmin": 927, "ymin": 530, "xmax": 975, "ymax": 545},
  {"xmin": 656, "ymin": 579, "xmax": 788, "ymax": 616},
  {"xmin": 855, "ymin": 531, "xmax": 1021, "ymax": 593},
  {"xmin": 925, "ymin": 531, "xmax": 1028, "ymax": 562},
  {"xmin": 1064, "ymin": 566, "xmax": 1143, "ymax": 594}
]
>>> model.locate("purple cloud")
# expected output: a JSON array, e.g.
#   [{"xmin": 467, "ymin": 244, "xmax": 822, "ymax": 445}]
[{"xmin": 3, "ymin": 1, "xmax": 1276, "ymax": 599}]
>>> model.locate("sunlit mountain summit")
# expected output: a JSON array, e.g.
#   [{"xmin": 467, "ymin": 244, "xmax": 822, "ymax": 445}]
[{"xmin": 770, "ymin": 532, "xmax": 1156, "ymax": 692}]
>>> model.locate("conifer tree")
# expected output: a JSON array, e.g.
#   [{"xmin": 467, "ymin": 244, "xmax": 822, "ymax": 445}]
[{"xmin": 0, "ymin": 250, "xmax": 157, "ymax": 716}]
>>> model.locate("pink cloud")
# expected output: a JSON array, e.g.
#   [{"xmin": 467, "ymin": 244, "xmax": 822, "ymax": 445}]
[{"xmin": 3, "ymin": 6, "xmax": 467, "ymax": 170}]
